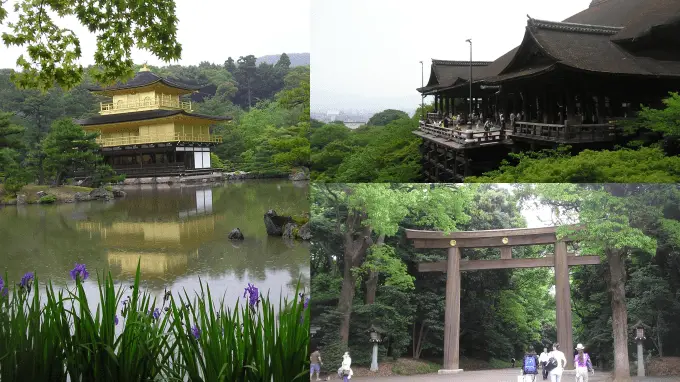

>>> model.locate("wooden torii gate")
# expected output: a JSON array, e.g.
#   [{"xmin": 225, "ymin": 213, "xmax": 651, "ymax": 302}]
[{"xmin": 405, "ymin": 226, "xmax": 601, "ymax": 374}]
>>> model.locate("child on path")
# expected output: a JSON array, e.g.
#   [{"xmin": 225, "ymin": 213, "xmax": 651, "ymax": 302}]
[
  {"xmin": 338, "ymin": 351, "xmax": 353, "ymax": 382},
  {"xmin": 574, "ymin": 344, "xmax": 594, "ymax": 382}
]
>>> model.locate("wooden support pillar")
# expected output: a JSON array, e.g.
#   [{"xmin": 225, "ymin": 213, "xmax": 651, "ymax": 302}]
[
  {"xmin": 597, "ymin": 94, "xmax": 606, "ymax": 123},
  {"xmin": 441, "ymin": 246, "xmax": 462, "ymax": 373},
  {"xmin": 452, "ymin": 151, "xmax": 458, "ymax": 179},
  {"xmin": 439, "ymin": 95, "xmax": 444, "ymax": 114},
  {"xmin": 522, "ymin": 92, "xmax": 528, "ymax": 120},
  {"xmin": 452, "ymin": 98, "xmax": 457, "ymax": 115},
  {"xmin": 463, "ymin": 151, "xmax": 470, "ymax": 178},
  {"xmin": 554, "ymin": 241, "xmax": 574, "ymax": 370},
  {"xmin": 446, "ymin": 96, "xmax": 451, "ymax": 115}
]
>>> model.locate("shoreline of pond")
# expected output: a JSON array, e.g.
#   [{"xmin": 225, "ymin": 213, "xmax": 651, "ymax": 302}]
[{"xmin": 0, "ymin": 175, "xmax": 309, "ymax": 206}]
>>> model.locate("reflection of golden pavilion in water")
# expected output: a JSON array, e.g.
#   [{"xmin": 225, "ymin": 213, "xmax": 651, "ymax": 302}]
[{"xmin": 76, "ymin": 189, "xmax": 219, "ymax": 275}]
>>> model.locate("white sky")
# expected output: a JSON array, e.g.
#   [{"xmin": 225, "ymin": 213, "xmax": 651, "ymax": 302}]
[
  {"xmin": 311, "ymin": 0, "xmax": 590, "ymax": 113},
  {"xmin": 0, "ymin": 0, "xmax": 310, "ymax": 69},
  {"xmin": 494, "ymin": 184, "xmax": 555, "ymax": 229}
]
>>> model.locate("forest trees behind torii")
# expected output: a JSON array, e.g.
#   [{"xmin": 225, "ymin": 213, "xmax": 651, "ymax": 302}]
[{"xmin": 310, "ymin": 184, "xmax": 680, "ymax": 378}]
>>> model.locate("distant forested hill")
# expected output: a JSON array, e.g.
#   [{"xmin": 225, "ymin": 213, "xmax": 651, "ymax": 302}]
[{"xmin": 257, "ymin": 53, "xmax": 309, "ymax": 67}]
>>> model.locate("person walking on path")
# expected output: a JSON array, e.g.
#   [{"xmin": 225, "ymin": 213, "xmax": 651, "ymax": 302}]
[
  {"xmin": 338, "ymin": 351, "xmax": 354, "ymax": 382},
  {"xmin": 548, "ymin": 343, "xmax": 567, "ymax": 382},
  {"xmin": 310, "ymin": 347, "xmax": 323, "ymax": 381},
  {"xmin": 574, "ymin": 344, "xmax": 594, "ymax": 382},
  {"xmin": 539, "ymin": 347, "xmax": 550, "ymax": 380}
]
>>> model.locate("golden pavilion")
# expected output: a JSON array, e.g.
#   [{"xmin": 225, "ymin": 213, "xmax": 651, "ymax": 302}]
[{"xmin": 77, "ymin": 65, "xmax": 231, "ymax": 177}]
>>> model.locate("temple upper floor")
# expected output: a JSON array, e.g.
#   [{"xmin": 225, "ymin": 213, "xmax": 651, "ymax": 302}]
[
  {"xmin": 100, "ymin": 91, "xmax": 192, "ymax": 115},
  {"xmin": 88, "ymin": 65, "xmax": 202, "ymax": 115}
]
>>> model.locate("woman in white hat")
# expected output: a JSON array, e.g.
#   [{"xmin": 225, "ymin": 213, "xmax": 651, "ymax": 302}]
[
  {"xmin": 338, "ymin": 351, "xmax": 353, "ymax": 381},
  {"xmin": 574, "ymin": 344, "xmax": 594, "ymax": 382}
]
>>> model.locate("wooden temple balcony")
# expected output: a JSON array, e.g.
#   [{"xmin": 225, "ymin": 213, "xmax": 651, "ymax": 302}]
[
  {"xmin": 511, "ymin": 121, "xmax": 619, "ymax": 143},
  {"xmin": 416, "ymin": 122, "xmax": 509, "ymax": 149},
  {"xmin": 95, "ymin": 132, "xmax": 222, "ymax": 147},
  {"xmin": 99, "ymin": 98, "xmax": 193, "ymax": 114}
]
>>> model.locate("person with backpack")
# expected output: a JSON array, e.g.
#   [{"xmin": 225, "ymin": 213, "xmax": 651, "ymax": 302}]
[
  {"xmin": 538, "ymin": 347, "xmax": 550, "ymax": 380},
  {"xmin": 522, "ymin": 349, "xmax": 540, "ymax": 381},
  {"xmin": 574, "ymin": 344, "xmax": 594, "ymax": 382},
  {"xmin": 546, "ymin": 343, "xmax": 567, "ymax": 382}
]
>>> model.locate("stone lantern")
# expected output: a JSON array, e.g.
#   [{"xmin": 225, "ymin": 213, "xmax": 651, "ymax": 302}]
[
  {"xmin": 367, "ymin": 325, "xmax": 383, "ymax": 372},
  {"xmin": 634, "ymin": 322, "xmax": 646, "ymax": 377}
]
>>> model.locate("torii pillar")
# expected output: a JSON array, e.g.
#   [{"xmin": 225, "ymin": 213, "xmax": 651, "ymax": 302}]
[{"xmin": 405, "ymin": 226, "xmax": 600, "ymax": 374}]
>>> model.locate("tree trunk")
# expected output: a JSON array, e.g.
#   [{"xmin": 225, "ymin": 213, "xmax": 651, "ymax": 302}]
[
  {"xmin": 413, "ymin": 323, "xmax": 427, "ymax": 359},
  {"xmin": 607, "ymin": 249, "xmax": 631, "ymax": 380},
  {"xmin": 337, "ymin": 209, "xmax": 373, "ymax": 347},
  {"xmin": 338, "ymin": 260, "xmax": 357, "ymax": 346},
  {"xmin": 657, "ymin": 313, "xmax": 664, "ymax": 357},
  {"xmin": 364, "ymin": 234, "xmax": 385, "ymax": 304}
]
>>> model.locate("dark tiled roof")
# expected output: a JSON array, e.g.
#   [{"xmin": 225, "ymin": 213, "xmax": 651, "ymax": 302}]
[
  {"xmin": 419, "ymin": 60, "xmax": 492, "ymax": 93},
  {"xmin": 484, "ymin": 64, "xmax": 556, "ymax": 84},
  {"xmin": 88, "ymin": 71, "xmax": 203, "ymax": 92},
  {"xmin": 77, "ymin": 109, "xmax": 232, "ymax": 126},
  {"xmin": 423, "ymin": 0, "xmax": 680, "ymax": 92},
  {"xmin": 564, "ymin": 0, "xmax": 680, "ymax": 42},
  {"xmin": 528, "ymin": 19, "xmax": 680, "ymax": 76}
]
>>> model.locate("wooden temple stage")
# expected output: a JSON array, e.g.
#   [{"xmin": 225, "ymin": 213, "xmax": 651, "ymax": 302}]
[{"xmin": 415, "ymin": 118, "xmax": 621, "ymax": 181}]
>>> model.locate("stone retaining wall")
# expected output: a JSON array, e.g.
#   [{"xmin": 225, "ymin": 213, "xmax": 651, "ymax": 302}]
[{"xmin": 121, "ymin": 171, "xmax": 290, "ymax": 185}]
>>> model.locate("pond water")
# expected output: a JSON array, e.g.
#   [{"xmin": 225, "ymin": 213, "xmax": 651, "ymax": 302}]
[{"xmin": 0, "ymin": 180, "xmax": 310, "ymax": 308}]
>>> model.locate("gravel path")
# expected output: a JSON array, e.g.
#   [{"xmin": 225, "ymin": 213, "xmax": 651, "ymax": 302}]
[{"xmin": 327, "ymin": 369, "xmax": 680, "ymax": 382}]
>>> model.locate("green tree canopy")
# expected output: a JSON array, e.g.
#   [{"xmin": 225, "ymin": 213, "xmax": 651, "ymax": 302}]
[
  {"xmin": 367, "ymin": 109, "xmax": 410, "ymax": 127},
  {"xmin": 1, "ymin": 0, "xmax": 182, "ymax": 91}
]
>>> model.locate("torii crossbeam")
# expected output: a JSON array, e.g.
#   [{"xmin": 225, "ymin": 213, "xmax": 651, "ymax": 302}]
[{"xmin": 405, "ymin": 226, "xmax": 600, "ymax": 374}]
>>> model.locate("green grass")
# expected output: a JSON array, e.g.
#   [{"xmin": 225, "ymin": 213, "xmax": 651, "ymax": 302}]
[
  {"xmin": 391, "ymin": 359, "xmax": 441, "ymax": 375},
  {"xmin": 0, "ymin": 262, "xmax": 309, "ymax": 381},
  {"xmin": 488, "ymin": 358, "xmax": 512, "ymax": 369}
]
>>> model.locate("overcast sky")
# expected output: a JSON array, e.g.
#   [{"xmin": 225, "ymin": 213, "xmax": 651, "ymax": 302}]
[
  {"xmin": 0, "ymin": 0, "xmax": 310, "ymax": 69},
  {"xmin": 311, "ymin": 0, "xmax": 590, "ymax": 113}
]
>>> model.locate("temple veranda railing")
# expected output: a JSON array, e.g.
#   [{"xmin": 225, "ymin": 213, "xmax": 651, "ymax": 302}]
[
  {"xmin": 418, "ymin": 119, "xmax": 619, "ymax": 146},
  {"xmin": 419, "ymin": 123, "xmax": 506, "ymax": 146},
  {"xmin": 95, "ymin": 132, "xmax": 222, "ymax": 147},
  {"xmin": 513, "ymin": 121, "xmax": 618, "ymax": 142},
  {"xmin": 100, "ymin": 97, "xmax": 193, "ymax": 114}
]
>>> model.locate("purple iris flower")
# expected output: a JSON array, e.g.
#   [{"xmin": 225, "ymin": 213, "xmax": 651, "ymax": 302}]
[
  {"xmin": 191, "ymin": 325, "xmax": 201, "ymax": 339},
  {"xmin": 0, "ymin": 276, "xmax": 6, "ymax": 297},
  {"xmin": 152, "ymin": 308, "xmax": 161, "ymax": 320},
  {"xmin": 69, "ymin": 263, "xmax": 89, "ymax": 281},
  {"xmin": 20, "ymin": 272, "xmax": 34, "ymax": 288},
  {"xmin": 114, "ymin": 315, "xmax": 119, "ymax": 326},
  {"xmin": 243, "ymin": 283, "xmax": 259, "ymax": 307},
  {"xmin": 304, "ymin": 297, "xmax": 310, "ymax": 310}
]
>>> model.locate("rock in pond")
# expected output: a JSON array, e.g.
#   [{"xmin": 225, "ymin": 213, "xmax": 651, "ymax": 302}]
[
  {"xmin": 112, "ymin": 189, "xmax": 127, "ymax": 198},
  {"xmin": 298, "ymin": 222, "xmax": 311, "ymax": 240},
  {"xmin": 36, "ymin": 190, "xmax": 48, "ymax": 198},
  {"xmin": 264, "ymin": 209, "xmax": 292, "ymax": 236},
  {"xmin": 228, "ymin": 228, "xmax": 245, "ymax": 240},
  {"xmin": 74, "ymin": 192, "xmax": 92, "ymax": 202},
  {"xmin": 89, "ymin": 187, "xmax": 113, "ymax": 201},
  {"xmin": 282, "ymin": 222, "xmax": 298, "ymax": 240},
  {"xmin": 289, "ymin": 167, "xmax": 310, "ymax": 181}
]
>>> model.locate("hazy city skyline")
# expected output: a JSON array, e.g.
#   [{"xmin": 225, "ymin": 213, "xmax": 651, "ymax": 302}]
[{"xmin": 311, "ymin": 0, "xmax": 590, "ymax": 113}]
